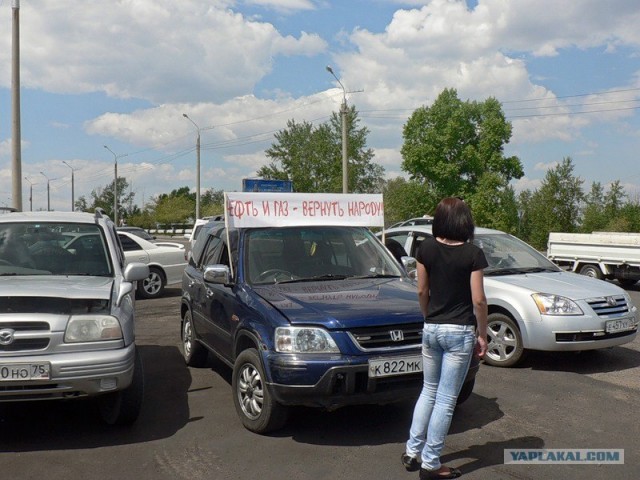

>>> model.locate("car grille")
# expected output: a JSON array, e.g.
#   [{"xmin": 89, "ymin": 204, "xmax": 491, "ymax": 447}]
[
  {"xmin": 347, "ymin": 322, "xmax": 423, "ymax": 351},
  {"xmin": 0, "ymin": 321, "xmax": 51, "ymax": 353},
  {"xmin": 586, "ymin": 295, "xmax": 630, "ymax": 317}
]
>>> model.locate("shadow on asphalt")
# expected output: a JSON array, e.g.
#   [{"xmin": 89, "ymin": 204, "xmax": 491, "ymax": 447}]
[
  {"xmin": 0, "ymin": 345, "xmax": 192, "ymax": 451},
  {"xmin": 441, "ymin": 435, "xmax": 545, "ymax": 475},
  {"xmin": 276, "ymin": 392, "xmax": 503, "ymax": 446},
  {"xmin": 514, "ymin": 344, "xmax": 640, "ymax": 374}
]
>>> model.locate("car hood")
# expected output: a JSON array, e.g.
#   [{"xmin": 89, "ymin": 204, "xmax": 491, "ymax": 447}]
[
  {"xmin": 253, "ymin": 278, "xmax": 423, "ymax": 329},
  {"xmin": 486, "ymin": 271, "xmax": 625, "ymax": 300},
  {"xmin": 0, "ymin": 276, "xmax": 114, "ymax": 299}
]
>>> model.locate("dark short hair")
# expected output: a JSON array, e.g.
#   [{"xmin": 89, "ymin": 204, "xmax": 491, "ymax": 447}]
[{"xmin": 431, "ymin": 197, "xmax": 475, "ymax": 242}]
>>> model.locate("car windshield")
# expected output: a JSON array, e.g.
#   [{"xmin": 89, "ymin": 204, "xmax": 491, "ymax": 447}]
[
  {"xmin": 0, "ymin": 222, "xmax": 112, "ymax": 277},
  {"xmin": 474, "ymin": 233, "xmax": 560, "ymax": 275},
  {"xmin": 245, "ymin": 226, "xmax": 404, "ymax": 284}
]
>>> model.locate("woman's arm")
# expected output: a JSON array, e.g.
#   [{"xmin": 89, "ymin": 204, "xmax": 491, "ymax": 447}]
[
  {"xmin": 471, "ymin": 269, "xmax": 488, "ymax": 357},
  {"xmin": 416, "ymin": 261, "xmax": 430, "ymax": 318}
]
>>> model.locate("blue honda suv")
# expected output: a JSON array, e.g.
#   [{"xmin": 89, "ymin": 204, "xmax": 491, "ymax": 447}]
[{"xmin": 180, "ymin": 222, "xmax": 478, "ymax": 433}]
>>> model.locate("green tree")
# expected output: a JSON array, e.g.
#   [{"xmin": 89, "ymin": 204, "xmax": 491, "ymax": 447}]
[
  {"xmin": 401, "ymin": 88, "xmax": 523, "ymax": 200},
  {"xmin": 76, "ymin": 177, "xmax": 134, "ymax": 220},
  {"xmin": 522, "ymin": 157, "xmax": 584, "ymax": 250},
  {"xmin": 467, "ymin": 172, "xmax": 519, "ymax": 233},
  {"xmin": 382, "ymin": 177, "xmax": 437, "ymax": 227},
  {"xmin": 258, "ymin": 106, "xmax": 385, "ymax": 193},
  {"xmin": 581, "ymin": 182, "xmax": 606, "ymax": 233}
]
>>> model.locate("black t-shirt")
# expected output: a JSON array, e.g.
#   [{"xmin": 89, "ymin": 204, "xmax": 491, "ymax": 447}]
[{"xmin": 416, "ymin": 236, "xmax": 488, "ymax": 326}]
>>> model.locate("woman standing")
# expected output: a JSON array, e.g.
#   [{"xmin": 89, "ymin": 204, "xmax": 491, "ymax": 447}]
[{"xmin": 402, "ymin": 197, "xmax": 488, "ymax": 480}]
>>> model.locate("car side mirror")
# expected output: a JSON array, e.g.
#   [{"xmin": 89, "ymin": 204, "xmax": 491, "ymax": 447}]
[
  {"xmin": 204, "ymin": 265, "xmax": 231, "ymax": 285},
  {"xmin": 124, "ymin": 262, "xmax": 150, "ymax": 282},
  {"xmin": 401, "ymin": 256, "xmax": 417, "ymax": 279}
]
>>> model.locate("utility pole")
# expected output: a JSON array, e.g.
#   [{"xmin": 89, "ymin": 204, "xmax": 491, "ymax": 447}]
[
  {"xmin": 326, "ymin": 66, "xmax": 348, "ymax": 193},
  {"xmin": 62, "ymin": 161, "xmax": 75, "ymax": 211},
  {"xmin": 104, "ymin": 145, "xmax": 127, "ymax": 226},
  {"xmin": 40, "ymin": 171, "xmax": 54, "ymax": 211},
  {"xmin": 183, "ymin": 113, "xmax": 201, "ymax": 219},
  {"xmin": 11, "ymin": 0, "xmax": 23, "ymax": 211},
  {"xmin": 24, "ymin": 176, "xmax": 35, "ymax": 211}
]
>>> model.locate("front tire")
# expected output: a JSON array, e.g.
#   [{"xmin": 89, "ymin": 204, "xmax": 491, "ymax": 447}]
[
  {"xmin": 232, "ymin": 348, "xmax": 288, "ymax": 434},
  {"xmin": 182, "ymin": 309, "xmax": 208, "ymax": 367},
  {"xmin": 456, "ymin": 378, "xmax": 475, "ymax": 405},
  {"xmin": 484, "ymin": 313, "xmax": 526, "ymax": 367},
  {"xmin": 137, "ymin": 267, "xmax": 165, "ymax": 299},
  {"xmin": 98, "ymin": 349, "xmax": 144, "ymax": 426},
  {"xmin": 579, "ymin": 264, "xmax": 603, "ymax": 280}
]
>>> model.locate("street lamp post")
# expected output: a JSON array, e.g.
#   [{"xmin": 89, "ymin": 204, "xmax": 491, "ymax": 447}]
[
  {"xmin": 326, "ymin": 65, "xmax": 348, "ymax": 194},
  {"xmin": 24, "ymin": 176, "xmax": 35, "ymax": 211},
  {"xmin": 104, "ymin": 145, "xmax": 127, "ymax": 226},
  {"xmin": 40, "ymin": 171, "xmax": 52, "ymax": 211},
  {"xmin": 62, "ymin": 161, "xmax": 75, "ymax": 211},
  {"xmin": 182, "ymin": 113, "xmax": 201, "ymax": 220}
]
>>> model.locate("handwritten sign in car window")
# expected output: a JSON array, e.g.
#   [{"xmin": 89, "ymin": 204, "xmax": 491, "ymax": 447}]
[{"xmin": 224, "ymin": 192, "xmax": 384, "ymax": 228}]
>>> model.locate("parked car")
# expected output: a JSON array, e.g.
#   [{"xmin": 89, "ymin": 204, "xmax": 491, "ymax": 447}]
[
  {"xmin": 184, "ymin": 217, "xmax": 224, "ymax": 261},
  {"xmin": 388, "ymin": 215, "xmax": 434, "ymax": 229},
  {"xmin": 181, "ymin": 222, "xmax": 478, "ymax": 433},
  {"xmin": 116, "ymin": 231, "xmax": 187, "ymax": 299},
  {"xmin": 118, "ymin": 226, "xmax": 157, "ymax": 242},
  {"xmin": 381, "ymin": 225, "xmax": 639, "ymax": 367},
  {"xmin": 0, "ymin": 210, "xmax": 149, "ymax": 425}
]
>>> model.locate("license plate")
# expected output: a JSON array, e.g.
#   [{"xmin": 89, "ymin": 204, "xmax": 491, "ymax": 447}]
[
  {"xmin": 0, "ymin": 363, "xmax": 50, "ymax": 381},
  {"xmin": 369, "ymin": 355, "xmax": 422, "ymax": 378},
  {"xmin": 605, "ymin": 317, "xmax": 636, "ymax": 334}
]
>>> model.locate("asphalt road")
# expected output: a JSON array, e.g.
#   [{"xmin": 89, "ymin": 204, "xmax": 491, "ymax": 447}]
[{"xmin": 1, "ymin": 283, "xmax": 639, "ymax": 480}]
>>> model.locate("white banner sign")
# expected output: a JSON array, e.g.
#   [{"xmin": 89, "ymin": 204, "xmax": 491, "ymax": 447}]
[{"xmin": 224, "ymin": 192, "xmax": 384, "ymax": 228}]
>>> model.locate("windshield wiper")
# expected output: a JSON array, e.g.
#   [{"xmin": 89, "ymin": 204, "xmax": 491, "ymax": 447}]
[
  {"xmin": 485, "ymin": 266, "xmax": 558, "ymax": 276},
  {"xmin": 351, "ymin": 273, "xmax": 401, "ymax": 279},
  {"xmin": 485, "ymin": 268, "xmax": 524, "ymax": 276},
  {"xmin": 276, "ymin": 274, "xmax": 351, "ymax": 284},
  {"xmin": 518, "ymin": 267, "xmax": 558, "ymax": 273}
]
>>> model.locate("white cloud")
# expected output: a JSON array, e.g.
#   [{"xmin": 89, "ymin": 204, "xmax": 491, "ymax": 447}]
[{"xmin": 0, "ymin": 0, "xmax": 326, "ymax": 104}]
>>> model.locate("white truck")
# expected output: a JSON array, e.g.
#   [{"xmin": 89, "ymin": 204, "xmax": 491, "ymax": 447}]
[{"xmin": 547, "ymin": 232, "xmax": 640, "ymax": 286}]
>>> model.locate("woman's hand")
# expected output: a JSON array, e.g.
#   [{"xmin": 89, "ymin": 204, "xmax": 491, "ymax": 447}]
[{"xmin": 474, "ymin": 335, "xmax": 488, "ymax": 359}]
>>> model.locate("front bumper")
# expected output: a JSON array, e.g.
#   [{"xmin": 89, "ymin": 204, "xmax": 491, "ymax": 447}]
[
  {"xmin": 524, "ymin": 313, "xmax": 638, "ymax": 352},
  {"xmin": 264, "ymin": 351, "xmax": 479, "ymax": 409},
  {"xmin": 0, "ymin": 344, "xmax": 136, "ymax": 401}
]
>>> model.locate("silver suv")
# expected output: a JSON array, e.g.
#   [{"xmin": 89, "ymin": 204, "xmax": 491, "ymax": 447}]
[{"xmin": 0, "ymin": 210, "xmax": 149, "ymax": 424}]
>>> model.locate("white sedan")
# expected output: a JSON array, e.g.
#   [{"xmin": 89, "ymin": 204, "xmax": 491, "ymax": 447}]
[{"xmin": 117, "ymin": 231, "xmax": 187, "ymax": 299}]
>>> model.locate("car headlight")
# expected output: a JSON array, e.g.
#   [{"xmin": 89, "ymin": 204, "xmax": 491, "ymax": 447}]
[
  {"xmin": 64, "ymin": 315, "xmax": 124, "ymax": 343},
  {"xmin": 532, "ymin": 293, "xmax": 583, "ymax": 315},
  {"xmin": 275, "ymin": 327, "xmax": 340, "ymax": 353}
]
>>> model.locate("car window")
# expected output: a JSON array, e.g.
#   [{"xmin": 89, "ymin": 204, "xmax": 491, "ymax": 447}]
[
  {"xmin": 245, "ymin": 226, "xmax": 403, "ymax": 284},
  {"xmin": 199, "ymin": 235, "xmax": 224, "ymax": 269},
  {"xmin": 410, "ymin": 232, "xmax": 433, "ymax": 257},
  {"xmin": 118, "ymin": 234, "xmax": 143, "ymax": 252},
  {"xmin": 0, "ymin": 221, "xmax": 112, "ymax": 276}
]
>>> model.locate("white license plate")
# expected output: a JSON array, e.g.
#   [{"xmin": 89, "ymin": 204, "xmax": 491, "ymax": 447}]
[
  {"xmin": 368, "ymin": 355, "xmax": 422, "ymax": 378},
  {"xmin": 605, "ymin": 317, "xmax": 635, "ymax": 334},
  {"xmin": 0, "ymin": 363, "xmax": 50, "ymax": 381}
]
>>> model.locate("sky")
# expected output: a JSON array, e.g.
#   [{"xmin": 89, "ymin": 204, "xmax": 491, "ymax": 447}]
[{"xmin": 1, "ymin": 0, "xmax": 639, "ymax": 214}]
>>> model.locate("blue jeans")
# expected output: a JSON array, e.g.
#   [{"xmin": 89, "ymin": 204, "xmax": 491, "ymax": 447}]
[{"xmin": 406, "ymin": 323, "xmax": 475, "ymax": 470}]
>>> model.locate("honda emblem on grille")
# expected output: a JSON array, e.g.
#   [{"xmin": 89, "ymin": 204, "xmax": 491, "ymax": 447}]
[
  {"xmin": 606, "ymin": 296, "xmax": 618, "ymax": 307},
  {"xmin": 389, "ymin": 330, "xmax": 404, "ymax": 342},
  {"xmin": 0, "ymin": 329, "xmax": 16, "ymax": 346}
]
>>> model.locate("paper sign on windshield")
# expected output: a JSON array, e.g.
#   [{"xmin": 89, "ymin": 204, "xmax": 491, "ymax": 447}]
[{"xmin": 224, "ymin": 192, "xmax": 384, "ymax": 228}]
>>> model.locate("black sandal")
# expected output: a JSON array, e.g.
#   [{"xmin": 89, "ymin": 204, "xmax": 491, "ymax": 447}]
[{"xmin": 419, "ymin": 466, "xmax": 462, "ymax": 479}]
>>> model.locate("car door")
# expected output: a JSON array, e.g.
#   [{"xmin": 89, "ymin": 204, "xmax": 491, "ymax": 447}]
[
  {"xmin": 406, "ymin": 230, "xmax": 433, "ymax": 257},
  {"xmin": 190, "ymin": 231, "xmax": 236, "ymax": 362},
  {"xmin": 118, "ymin": 233, "xmax": 150, "ymax": 266}
]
